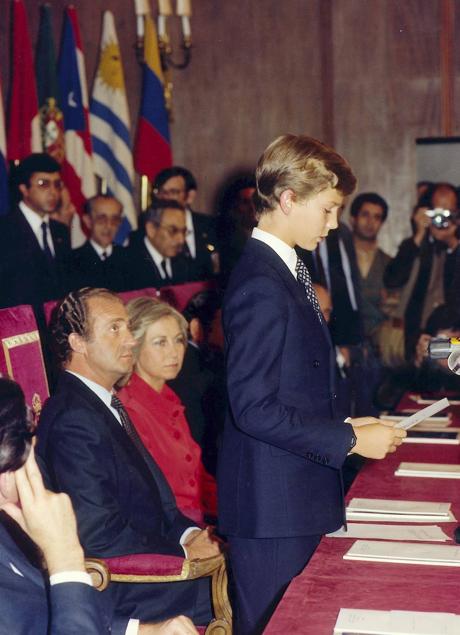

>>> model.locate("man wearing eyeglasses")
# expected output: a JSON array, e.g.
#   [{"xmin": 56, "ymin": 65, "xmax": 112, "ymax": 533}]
[
  {"xmin": 67, "ymin": 195, "xmax": 133, "ymax": 292},
  {"xmin": 0, "ymin": 153, "xmax": 71, "ymax": 310},
  {"xmin": 152, "ymin": 167, "xmax": 218, "ymax": 280},
  {"xmin": 128, "ymin": 199, "xmax": 195, "ymax": 289}
]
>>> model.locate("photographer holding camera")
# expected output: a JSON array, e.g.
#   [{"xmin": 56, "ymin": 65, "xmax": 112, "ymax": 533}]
[{"xmin": 384, "ymin": 182, "xmax": 459, "ymax": 361}]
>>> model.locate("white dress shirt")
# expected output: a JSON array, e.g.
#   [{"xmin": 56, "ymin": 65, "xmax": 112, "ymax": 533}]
[
  {"xmin": 19, "ymin": 201, "xmax": 55, "ymax": 256},
  {"xmin": 252, "ymin": 227, "xmax": 297, "ymax": 278},
  {"xmin": 143, "ymin": 236, "xmax": 172, "ymax": 278},
  {"xmin": 90, "ymin": 240, "xmax": 113, "ymax": 260},
  {"xmin": 185, "ymin": 207, "xmax": 196, "ymax": 258}
]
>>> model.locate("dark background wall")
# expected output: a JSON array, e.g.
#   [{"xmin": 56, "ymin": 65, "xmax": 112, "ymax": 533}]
[{"xmin": 1, "ymin": 0, "xmax": 458, "ymax": 253}]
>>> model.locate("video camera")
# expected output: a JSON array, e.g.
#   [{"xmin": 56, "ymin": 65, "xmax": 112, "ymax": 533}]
[{"xmin": 429, "ymin": 337, "xmax": 460, "ymax": 374}]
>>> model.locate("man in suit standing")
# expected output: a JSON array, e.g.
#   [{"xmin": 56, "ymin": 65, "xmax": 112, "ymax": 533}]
[
  {"xmin": 68, "ymin": 194, "xmax": 133, "ymax": 292},
  {"xmin": 0, "ymin": 377, "xmax": 199, "ymax": 634},
  {"xmin": 153, "ymin": 166, "xmax": 218, "ymax": 279},
  {"xmin": 217, "ymin": 135, "xmax": 406, "ymax": 634},
  {"xmin": 0, "ymin": 153, "xmax": 71, "ymax": 310},
  {"xmin": 37, "ymin": 287, "xmax": 219, "ymax": 625},
  {"xmin": 128, "ymin": 199, "xmax": 195, "ymax": 289}
]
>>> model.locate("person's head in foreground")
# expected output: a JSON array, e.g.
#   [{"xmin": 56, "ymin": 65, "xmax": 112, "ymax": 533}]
[
  {"xmin": 126, "ymin": 297, "xmax": 188, "ymax": 392},
  {"xmin": 0, "ymin": 378, "xmax": 34, "ymax": 502},
  {"xmin": 50, "ymin": 287, "xmax": 136, "ymax": 390},
  {"xmin": 254, "ymin": 134, "xmax": 356, "ymax": 250}
]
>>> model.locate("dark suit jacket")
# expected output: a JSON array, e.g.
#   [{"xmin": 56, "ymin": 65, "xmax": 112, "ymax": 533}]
[
  {"xmin": 36, "ymin": 372, "xmax": 210, "ymax": 623},
  {"xmin": 188, "ymin": 211, "xmax": 216, "ymax": 280},
  {"xmin": 127, "ymin": 239, "xmax": 194, "ymax": 289},
  {"xmin": 217, "ymin": 238, "xmax": 354, "ymax": 539},
  {"xmin": 67, "ymin": 241, "xmax": 134, "ymax": 292},
  {"xmin": 0, "ymin": 522, "xmax": 125, "ymax": 635},
  {"xmin": 37, "ymin": 372, "xmax": 192, "ymax": 558},
  {"xmin": 0, "ymin": 208, "xmax": 71, "ymax": 308}
]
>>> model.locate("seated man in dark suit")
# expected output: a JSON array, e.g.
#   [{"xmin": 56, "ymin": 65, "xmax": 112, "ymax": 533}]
[
  {"xmin": 128, "ymin": 199, "xmax": 195, "ymax": 288},
  {"xmin": 68, "ymin": 194, "xmax": 133, "ymax": 292},
  {"xmin": 0, "ymin": 153, "xmax": 70, "ymax": 309},
  {"xmin": 152, "ymin": 166, "xmax": 218, "ymax": 279},
  {"xmin": 37, "ymin": 287, "xmax": 219, "ymax": 625},
  {"xmin": 0, "ymin": 377, "xmax": 198, "ymax": 634}
]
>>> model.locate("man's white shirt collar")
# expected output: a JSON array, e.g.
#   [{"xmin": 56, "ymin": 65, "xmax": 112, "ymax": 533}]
[
  {"xmin": 66, "ymin": 371, "xmax": 121, "ymax": 424},
  {"xmin": 185, "ymin": 207, "xmax": 196, "ymax": 257},
  {"xmin": 19, "ymin": 201, "xmax": 55, "ymax": 255},
  {"xmin": 252, "ymin": 227, "xmax": 297, "ymax": 278},
  {"xmin": 90, "ymin": 240, "xmax": 113, "ymax": 259},
  {"xmin": 143, "ymin": 236, "xmax": 171, "ymax": 278}
]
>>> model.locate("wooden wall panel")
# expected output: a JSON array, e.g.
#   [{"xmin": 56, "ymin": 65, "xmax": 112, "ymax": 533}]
[{"xmin": 333, "ymin": 0, "xmax": 443, "ymax": 254}]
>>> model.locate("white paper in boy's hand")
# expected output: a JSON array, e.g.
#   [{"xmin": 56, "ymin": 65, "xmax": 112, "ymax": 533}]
[{"xmin": 393, "ymin": 398, "xmax": 450, "ymax": 430}]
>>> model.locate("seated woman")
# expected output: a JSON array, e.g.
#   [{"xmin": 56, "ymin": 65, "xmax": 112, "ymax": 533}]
[{"xmin": 118, "ymin": 297, "xmax": 217, "ymax": 523}]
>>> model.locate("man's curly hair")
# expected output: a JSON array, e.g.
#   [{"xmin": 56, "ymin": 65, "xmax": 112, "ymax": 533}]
[{"xmin": 50, "ymin": 287, "xmax": 121, "ymax": 367}]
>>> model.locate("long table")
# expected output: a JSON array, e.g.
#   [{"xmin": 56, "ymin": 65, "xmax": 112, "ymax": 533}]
[{"xmin": 265, "ymin": 416, "xmax": 460, "ymax": 633}]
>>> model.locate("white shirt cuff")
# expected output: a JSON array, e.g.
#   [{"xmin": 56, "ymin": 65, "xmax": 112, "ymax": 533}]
[
  {"xmin": 49, "ymin": 571, "xmax": 93, "ymax": 586},
  {"xmin": 125, "ymin": 618, "xmax": 140, "ymax": 635},
  {"xmin": 180, "ymin": 526, "xmax": 201, "ymax": 557}
]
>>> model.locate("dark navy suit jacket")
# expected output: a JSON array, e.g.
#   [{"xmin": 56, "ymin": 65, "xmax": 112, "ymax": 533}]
[
  {"xmin": 217, "ymin": 238, "xmax": 354, "ymax": 539},
  {"xmin": 37, "ymin": 372, "xmax": 192, "ymax": 558},
  {"xmin": 36, "ymin": 372, "xmax": 210, "ymax": 623},
  {"xmin": 0, "ymin": 522, "xmax": 125, "ymax": 634},
  {"xmin": 0, "ymin": 208, "xmax": 70, "ymax": 309}
]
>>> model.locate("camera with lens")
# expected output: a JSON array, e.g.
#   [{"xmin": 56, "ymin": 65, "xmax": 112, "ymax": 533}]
[
  {"xmin": 424, "ymin": 208, "xmax": 456, "ymax": 229},
  {"xmin": 429, "ymin": 337, "xmax": 460, "ymax": 374}
]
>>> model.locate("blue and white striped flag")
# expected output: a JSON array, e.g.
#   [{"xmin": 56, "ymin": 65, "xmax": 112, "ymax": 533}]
[
  {"xmin": 90, "ymin": 10, "xmax": 137, "ymax": 242},
  {"xmin": 0, "ymin": 78, "xmax": 9, "ymax": 216}
]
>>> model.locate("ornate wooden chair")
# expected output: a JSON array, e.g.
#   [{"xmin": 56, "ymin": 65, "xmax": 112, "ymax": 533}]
[
  {"xmin": 159, "ymin": 281, "xmax": 216, "ymax": 312},
  {"xmin": 0, "ymin": 304, "xmax": 49, "ymax": 419},
  {"xmin": 85, "ymin": 551, "xmax": 232, "ymax": 634}
]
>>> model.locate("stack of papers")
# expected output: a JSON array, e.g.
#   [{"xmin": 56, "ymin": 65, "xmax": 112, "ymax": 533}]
[
  {"xmin": 395, "ymin": 463, "xmax": 460, "ymax": 479},
  {"xmin": 343, "ymin": 540, "xmax": 460, "ymax": 567},
  {"xmin": 346, "ymin": 498, "xmax": 455, "ymax": 523},
  {"xmin": 334, "ymin": 608, "xmax": 460, "ymax": 635},
  {"xmin": 413, "ymin": 394, "xmax": 460, "ymax": 406},
  {"xmin": 403, "ymin": 436, "xmax": 459, "ymax": 445},
  {"xmin": 327, "ymin": 523, "xmax": 449, "ymax": 542}
]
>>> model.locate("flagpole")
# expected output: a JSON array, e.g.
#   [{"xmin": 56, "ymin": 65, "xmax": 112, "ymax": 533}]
[{"xmin": 141, "ymin": 175, "xmax": 149, "ymax": 211}]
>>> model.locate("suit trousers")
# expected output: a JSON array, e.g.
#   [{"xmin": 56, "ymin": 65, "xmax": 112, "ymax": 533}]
[{"xmin": 228, "ymin": 534, "xmax": 321, "ymax": 635}]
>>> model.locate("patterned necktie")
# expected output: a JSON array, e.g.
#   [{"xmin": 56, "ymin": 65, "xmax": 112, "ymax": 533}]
[
  {"xmin": 295, "ymin": 257, "xmax": 323, "ymax": 321},
  {"xmin": 111, "ymin": 394, "xmax": 155, "ymax": 470},
  {"xmin": 41, "ymin": 222, "xmax": 54, "ymax": 263},
  {"xmin": 101, "ymin": 251, "xmax": 108, "ymax": 261},
  {"xmin": 110, "ymin": 394, "xmax": 177, "ymax": 511}
]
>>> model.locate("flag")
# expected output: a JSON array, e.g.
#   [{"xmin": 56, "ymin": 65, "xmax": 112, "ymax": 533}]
[
  {"xmin": 90, "ymin": 11, "xmax": 137, "ymax": 242},
  {"xmin": 58, "ymin": 5, "xmax": 96, "ymax": 220},
  {"xmin": 7, "ymin": 0, "xmax": 41, "ymax": 161},
  {"xmin": 0, "ymin": 78, "xmax": 9, "ymax": 215},
  {"xmin": 133, "ymin": 13, "xmax": 172, "ymax": 180},
  {"xmin": 35, "ymin": 4, "xmax": 65, "ymax": 164}
]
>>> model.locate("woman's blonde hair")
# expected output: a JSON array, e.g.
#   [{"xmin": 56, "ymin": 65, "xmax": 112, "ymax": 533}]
[{"xmin": 127, "ymin": 297, "xmax": 188, "ymax": 358}]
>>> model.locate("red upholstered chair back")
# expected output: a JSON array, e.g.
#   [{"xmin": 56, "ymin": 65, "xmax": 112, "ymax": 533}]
[
  {"xmin": 159, "ymin": 281, "xmax": 216, "ymax": 312},
  {"xmin": 118, "ymin": 288, "xmax": 158, "ymax": 304},
  {"xmin": 43, "ymin": 299, "xmax": 59, "ymax": 327},
  {"xmin": 0, "ymin": 305, "xmax": 49, "ymax": 419}
]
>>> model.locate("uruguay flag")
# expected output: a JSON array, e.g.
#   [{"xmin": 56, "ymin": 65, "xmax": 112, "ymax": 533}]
[
  {"xmin": 58, "ymin": 6, "xmax": 96, "ymax": 221},
  {"xmin": 133, "ymin": 13, "xmax": 172, "ymax": 180},
  {"xmin": 90, "ymin": 11, "xmax": 137, "ymax": 243}
]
